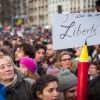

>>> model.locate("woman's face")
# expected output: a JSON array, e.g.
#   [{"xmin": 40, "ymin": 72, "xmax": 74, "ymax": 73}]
[
  {"xmin": 75, "ymin": 47, "xmax": 82, "ymax": 57},
  {"xmin": 0, "ymin": 58, "xmax": 14, "ymax": 83},
  {"xmin": 37, "ymin": 81, "xmax": 59, "ymax": 100},
  {"xmin": 20, "ymin": 64, "xmax": 28, "ymax": 76},
  {"xmin": 60, "ymin": 54, "xmax": 72, "ymax": 68},
  {"xmin": 89, "ymin": 64, "xmax": 100, "ymax": 77}
]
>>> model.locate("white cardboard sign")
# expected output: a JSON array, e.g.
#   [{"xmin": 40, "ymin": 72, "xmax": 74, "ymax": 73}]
[{"xmin": 52, "ymin": 12, "xmax": 100, "ymax": 50}]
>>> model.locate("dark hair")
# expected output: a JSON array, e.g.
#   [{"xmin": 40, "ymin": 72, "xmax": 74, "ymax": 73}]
[
  {"xmin": 17, "ymin": 36, "xmax": 22, "ymax": 41},
  {"xmin": 33, "ymin": 39, "xmax": 42, "ymax": 45},
  {"xmin": 35, "ymin": 43, "xmax": 47, "ymax": 53},
  {"xmin": 17, "ymin": 42, "xmax": 35, "ymax": 58},
  {"xmin": 3, "ymin": 40, "xmax": 11, "ymax": 47},
  {"xmin": 32, "ymin": 75, "xmax": 58, "ymax": 100},
  {"xmin": 96, "ymin": 0, "xmax": 100, "ymax": 6},
  {"xmin": 90, "ymin": 61, "xmax": 100, "ymax": 70},
  {"xmin": 88, "ymin": 74, "xmax": 100, "ymax": 100}
]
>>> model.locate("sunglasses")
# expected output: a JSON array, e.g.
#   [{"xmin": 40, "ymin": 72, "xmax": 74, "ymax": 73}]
[{"xmin": 60, "ymin": 58, "xmax": 71, "ymax": 61}]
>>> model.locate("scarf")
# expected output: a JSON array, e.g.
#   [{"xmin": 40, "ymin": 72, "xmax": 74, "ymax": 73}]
[{"xmin": 1, "ymin": 74, "xmax": 17, "ymax": 88}]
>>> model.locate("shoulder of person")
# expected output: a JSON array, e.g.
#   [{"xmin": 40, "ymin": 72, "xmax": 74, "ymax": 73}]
[
  {"xmin": 24, "ymin": 78, "xmax": 36, "ymax": 85},
  {"xmin": 24, "ymin": 79, "xmax": 32, "ymax": 89}
]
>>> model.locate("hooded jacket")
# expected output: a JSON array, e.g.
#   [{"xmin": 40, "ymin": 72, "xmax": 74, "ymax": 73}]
[{"xmin": 0, "ymin": 83, "xmax": 6, "ymax": 100}]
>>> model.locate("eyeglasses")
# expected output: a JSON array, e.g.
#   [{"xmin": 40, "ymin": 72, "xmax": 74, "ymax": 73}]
[
  {"xmin": 60, "ymin": 58, "xmax": 71, "ymax": 62},
  {"xmin": 89, "ymin": 67, "xmax": 97, "ymax": 69}
]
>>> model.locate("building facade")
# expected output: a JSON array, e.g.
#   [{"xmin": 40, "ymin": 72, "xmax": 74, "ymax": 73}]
[
  {"xmin": 48, "ymin": 0, "xmax": 70, "ymax": 28},
  {"xmin": 27, "ymin": 0, "xmax": 48, "ymax": 30},
  {"xmin": 48, "ymin": 0, "xmax": 97, "ymax": 28},
  {"xmin": 70, "ymin": 0, "xmax": 96, "ymax": 13},
  {"xmin": 13, "ymin": 0, "xmax": 27, "ymax": 17},
  {"xmin": 0, "ymin": 0, "xmax": 13, "ymax": 27},
  {"xmin": 0, "ymin": 0, "xmax": 28, "ymax": 27},
  {"xmin": 0, "ymin": 0, "xmax": 97, "ymax": 28}
]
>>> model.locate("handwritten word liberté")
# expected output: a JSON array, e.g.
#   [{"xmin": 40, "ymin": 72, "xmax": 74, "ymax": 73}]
[{"xmin": 60, "ymin": 22, "xmax": 98, "ymax": 39}]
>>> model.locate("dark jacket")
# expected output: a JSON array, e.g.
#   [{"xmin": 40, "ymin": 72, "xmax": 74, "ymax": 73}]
[
  {"xmin": 36, "ymin": 62, "xmax": 45, "ymax": 76},
  {"xmin": 5, "ymin": 72, "xmax": 32, "ymax": 100},
  {"xmin": 0, "ymin": 83, "xmax": 6, "ymax": 100}
]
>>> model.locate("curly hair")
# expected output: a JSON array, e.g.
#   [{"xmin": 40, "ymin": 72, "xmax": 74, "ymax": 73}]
[
  {"xmin": 17, "ymin": 42, "xmax": 35, "ymax": 58},
  {"xmin": 35, "ymin": 43, "xmax": 47, "ymax": 53},
  {"xmin": 32, "ymin": 75, "xmax": 58, "ymax": 100},
  {"xmin": 54, "ymin": 51, "xmax": 77, "ymax": 73}
]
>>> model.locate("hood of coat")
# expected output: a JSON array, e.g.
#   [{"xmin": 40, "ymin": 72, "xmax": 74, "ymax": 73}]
[{"xmin": 17, "ymin": 71, "xmax": 25, "ymax": 83}]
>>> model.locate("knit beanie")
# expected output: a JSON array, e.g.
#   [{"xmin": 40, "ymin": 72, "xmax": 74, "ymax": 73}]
[
  {"xmin": 58, "ymin": 67, "xmax": 77, "ymax": 92},
  {"xmin": 20, "ymin": 57, "xmax": 37, "ymax": 73}
]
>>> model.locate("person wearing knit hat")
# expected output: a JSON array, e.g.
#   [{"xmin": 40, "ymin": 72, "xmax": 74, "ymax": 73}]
[
  {"xmin": 20, "ymin": 57, "xmax": 39, "ymax": 84},
  {"xmin": 58, "ymin": 67, "xmax": 77, "ymax": 100}
]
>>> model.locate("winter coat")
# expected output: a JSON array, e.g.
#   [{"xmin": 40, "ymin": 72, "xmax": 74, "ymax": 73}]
[
  {"xmin": 36, "ymin": 62, "xmax": 45, "ymax": 76},
  {"xmin": 0, "ymin": 83, "xmax": 6, "ymax": 100},
  {"xmin": 5, "ymin": 72, "xmax": 33, "ymax": 100},
  {"xmin": 24, "ymin": 77, "xmax": 36, "ymax": 85}
]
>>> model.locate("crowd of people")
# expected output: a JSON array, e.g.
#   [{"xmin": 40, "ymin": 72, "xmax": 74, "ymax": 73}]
[{"xmin": 0, "ymin": 0, "xmax": 100, "ymax": 100}]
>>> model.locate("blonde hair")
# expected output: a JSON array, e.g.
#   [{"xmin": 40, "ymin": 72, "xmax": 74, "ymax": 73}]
[
  {"xmin": 0, "ymin": 55, "xmax": 20, "ymax": 74},
  {"xmin": 26, "ymin": 69, "xmax": 39, "ymax": 81},
  {"xmin": 54, "ymin": 51, "xmax": 77, "ymax": 73}
]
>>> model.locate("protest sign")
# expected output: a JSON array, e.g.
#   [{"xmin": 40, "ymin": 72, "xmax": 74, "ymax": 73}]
[{"xmin": 52, "ymin": 12, "xmax": 100, "ymax": 50}]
